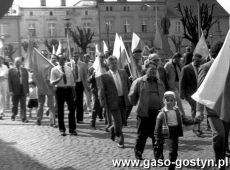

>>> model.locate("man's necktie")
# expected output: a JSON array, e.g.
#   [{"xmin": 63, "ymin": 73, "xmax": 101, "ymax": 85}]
[
  {"xmin": 61, "ymin": 66, "xmax": 67, "ymax": 84},
  {"xmin": 17, "ymin": 68, "xmax": 21, "ymax": 77}
]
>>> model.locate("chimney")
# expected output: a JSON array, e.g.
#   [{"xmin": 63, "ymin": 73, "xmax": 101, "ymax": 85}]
[
  {"xmin": 41, "ymin": 0, "xmax": 46, "ymax": 6},
  {"xmin": 61, "ymin": 0, "xmax": 66, "ymax": 6}
]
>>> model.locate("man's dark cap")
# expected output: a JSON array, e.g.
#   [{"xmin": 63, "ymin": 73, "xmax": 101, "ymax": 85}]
[{"xmin": 133, "ymin": 49, "xmax": 142, "ymax": 54}]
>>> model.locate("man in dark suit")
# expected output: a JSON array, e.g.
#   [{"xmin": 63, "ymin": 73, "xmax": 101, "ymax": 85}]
[
  {"xmin": 8, "ymin": 57, "xmax": 29, "ymax": 122},
  {"xmin": 100, "ymin": 56, "xmax": 130, "ymax": 148},
  {"xmin": 180, "ymin": 53, "xmax": 202, "ymax": 136},
  {"xmin": 67, "ymin": 52, "xmax": 90, "ymax": 124},
  {"xmin": 195, "ymin": 43, "xmax": 227, "ymax": 169}
]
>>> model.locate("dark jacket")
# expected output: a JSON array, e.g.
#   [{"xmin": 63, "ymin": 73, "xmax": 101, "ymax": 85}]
[
  {"xmin": 154, "ymin": 108, "xmax": 194, "ymax": 140},
  {"xmin": 100, "ymin": 69, "xmax": 131, "ymax": 111},
  {"xmin": 180, "ymin": 63, "xmax": 197, "ymax": 99},
  {"xmin": 8, "ymin": 67, "xmax": 29, "ymax": 95},
  {"xmin": 154, "ymin": 108, "xmax": 183, "ymax": 140}
]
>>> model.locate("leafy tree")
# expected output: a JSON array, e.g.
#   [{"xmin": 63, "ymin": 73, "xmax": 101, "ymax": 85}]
[
  {"xmin": 177, "ymin": 3, "xmax": 217, "ymax": 47},
  {"xmin": 70, "ymin": 26, "xmax": 94, "ymax": 54},
  {"xmin": 4, "ymin": 44, "xmax": 17, "ymax": 61},
  {"xmin": 21, "ymin": 40, "xmax": 38, "ymax": 53},
  {"xmin": 44, "ymin": 39, "xmax": 59, "ymax": 53}
]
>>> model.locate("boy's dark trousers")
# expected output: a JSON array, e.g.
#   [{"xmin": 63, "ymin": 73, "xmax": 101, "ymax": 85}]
[
  {"xmin": 154, "ymin": 137, "xmax": 178, "ymax": 170},
  {"xmin": 134, "ymin": 109, "xmax": 159, "ymax": 156}
]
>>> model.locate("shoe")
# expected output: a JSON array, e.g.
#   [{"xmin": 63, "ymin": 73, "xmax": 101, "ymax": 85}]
[
  {"xmin": 11, "ymin": 116, "xmax": 15, "ymax": 121},
  {"xmin": 193, "ymin": 129, "xmax": 203, "ymax": 137},
  {"xmin": 69, "ymin": 130, "xmax": 78, "ymax": 136},
  {"xmin": 60, "ymin": 131, "xmax": 66, "ymax": 136},
  {"xmin": 45, "ymin": 110, "xmax": 50, "ymax": 116},
  {"xmin": 50, "ymin": 124, "xmax": 58, "ymax": 128},
  {"xmin": 36, "ymin": 120, "xmax": 41, "ymax": 125},
  {"xmin": 117, "ymin": 143, "xmax": 124, "ymax": 148},
  {"xmin": 77, "ymin": 121, "xmax": 84, "ymax": 124},
  {"xmin": 105, "ymin": 125, "xmax": 111, "ymax": 132},
  {"xmin": 90, "ymin": 124, "xmax": 96, "ymax": 130},
  {"xmin": 123, "ymin": 122, "xmax": 127, "ymax": 126},
  {"xmin": 111, "ymin": 129, "xmax": 115, "ymax": 141},
  {"xmin": 135, "ymin": 150, "xmax": 143, "ymax": 160},
  {"xmin": 22, "ymin": 119, "xmax": 29, "ymax": 123}
]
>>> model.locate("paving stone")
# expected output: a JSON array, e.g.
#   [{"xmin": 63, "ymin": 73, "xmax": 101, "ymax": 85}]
[{"xmin": 0, "ymin": 101, "xmax": 229, "ymax": 170}]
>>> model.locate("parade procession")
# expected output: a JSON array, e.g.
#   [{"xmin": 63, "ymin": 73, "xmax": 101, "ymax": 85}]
[{"xmin": 1, "ymin": 0, "xmax": 230, "ymax": 169}]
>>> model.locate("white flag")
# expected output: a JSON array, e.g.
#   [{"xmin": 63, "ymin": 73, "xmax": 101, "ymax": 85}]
[
  {"xmin": 56, "ymin": 41, "xmax": 62, "ymax": 55},
  {"xmin": 193, "ymin": 31, "xmax": 209, "ymax": 60},
  {"xmin": 103, "ymin": 40, "xmax": 108, "ymax": 54}
]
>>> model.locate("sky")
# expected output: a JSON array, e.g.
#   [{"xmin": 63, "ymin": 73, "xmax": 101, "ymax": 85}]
[{"xmin": 13, "ymin": 0, "xmax": 140, "ymax": 7}]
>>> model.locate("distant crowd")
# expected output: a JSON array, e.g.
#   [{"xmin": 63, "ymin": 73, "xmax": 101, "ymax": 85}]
[{"xmin": 0, "ymin": 42, "xmax": 228, "ymax": 170}]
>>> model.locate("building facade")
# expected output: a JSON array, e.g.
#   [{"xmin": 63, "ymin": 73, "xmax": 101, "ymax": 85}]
[
  {"xmin": 0, "ymin": 4, "xmax": 21, "ymax": 60},
  {"xmin": 1, "ymin": 0, "xmax": 229, "ymax": 59},
  {"xmin": 98, "ymin": 0, "xmax": 167, "ymax": 52}
]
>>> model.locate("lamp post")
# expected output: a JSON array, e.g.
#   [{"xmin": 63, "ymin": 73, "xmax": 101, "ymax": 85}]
[
  {"xmin": 145, "ymin": 1, "xmax": 157, "ymax": 32},
  {"xmin": 64, "ymin": 17, "xmax": 71, "ymax": 59},
  {"xmin": 105, "ymin": 22, "xmax": 111, "ymax": 50}
]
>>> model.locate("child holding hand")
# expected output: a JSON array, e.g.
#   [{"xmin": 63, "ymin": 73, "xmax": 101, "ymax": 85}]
[{"xmin": 154, "ymin": 91, "xmax": 196, "ymax": 170}]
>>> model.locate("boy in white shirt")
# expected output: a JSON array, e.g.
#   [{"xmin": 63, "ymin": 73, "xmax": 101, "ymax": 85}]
[{"xmin": 27, "ymin": 81, "xmax": 38, "ymax": 118}]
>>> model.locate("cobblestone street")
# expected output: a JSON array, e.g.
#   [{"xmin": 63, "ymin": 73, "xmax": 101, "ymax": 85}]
[{"xmin": 0, "ymin": 101, "xmax": 228, "ymax": 170}]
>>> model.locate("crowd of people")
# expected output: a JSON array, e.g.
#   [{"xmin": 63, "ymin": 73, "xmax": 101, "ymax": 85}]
[{"xmin": 0, "ymin": 42, "xmax": 228, "ymax": 170}]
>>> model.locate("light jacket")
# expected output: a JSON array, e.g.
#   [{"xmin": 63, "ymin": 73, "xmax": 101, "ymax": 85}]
[{"xmin": 128, "ymin": 75, "xmax": 165, "ymax": 117}]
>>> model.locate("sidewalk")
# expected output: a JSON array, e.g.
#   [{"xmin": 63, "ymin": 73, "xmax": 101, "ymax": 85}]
[{"xmin": 0, "ymin": 101, "xmax": 227, "ymax": 170}]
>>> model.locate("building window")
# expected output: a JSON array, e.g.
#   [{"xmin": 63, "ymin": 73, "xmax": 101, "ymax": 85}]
[
  {"xmin": 85, "ymin": 10, "xmax": 88, "ymax": 15},
  {"xmin": 123, "ymin": 6, "xmax": 130, "ymax": 11},
  {"xmin": 175, "ymin": 21, "xmax": 181, "ymax": 33},
  {"xmin": 105, "ymin": 21, "xmax": 112, "ymax": 32},
  {"xmin": 110, "ymin": 6, "xmax": 113, "ymax": 11},
  {"xmin": 84, "ymin": 23, "xmax": 91, "ymax": 32},
  {"xmin": 106, "ymin": 6, "xmax": 109, "ymax": 11},
  {"xmin": 66, "ymin": 10, "xmax": 70, "ymax": 15},
  {"xmin": 141, "ymin": 5, "xmax": 147, "ymax": 11},
  {"xmin": 141, "ymin": 20, "xmax": 147, "ymax": 33},
  {"xmin": 49, "ymin": 11, "xmax": 53, "ymax": 16},
  {"xmin": 124, "ymin": 20, "xmax": 130, "ymax": 33},
  {"xmin": 41, "ymin": 0, "xmax": 46, "ymax": 6},
  {"xmin": 48, "ymin": 23, "xmax": 56, "ymax": 37},
  {"xmin": 28, "ymin": 23, "xmax": 36, "ymax": 37},
  {"xmin": 61, "ymin": 0, "xmax": 66, "ymax": 6},
  {"xmin": 29, "ymin": 11, "xmax": 33, "ymax": 16},
  {"xmin": 64, "ymin": 23, "xmax": 72, "ymax": 37},
  {"xmin": 153, "ymin": 6, "xmax": 159, "ymax": 11},
  {"xmin": 0, "ymin": 24, "xmax": 8, "ymax": 36}
]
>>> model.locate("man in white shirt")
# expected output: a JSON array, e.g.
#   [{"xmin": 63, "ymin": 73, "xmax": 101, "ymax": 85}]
[
  {"xmin": 50, "ymin": 54, "xmax": 77, "ymax": 136},
  {"xmin": 100, "ymin": 56, "xmax": 131, "ymax": 148},
  {"xmin": 0, "ymin": 56, "xmax": 9, "ymax": 119}
]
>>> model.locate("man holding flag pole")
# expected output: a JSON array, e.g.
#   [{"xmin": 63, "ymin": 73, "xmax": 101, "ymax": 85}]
[{"xmin": 193, "ymin": 31, "xmax": 230, "ymax": 170}]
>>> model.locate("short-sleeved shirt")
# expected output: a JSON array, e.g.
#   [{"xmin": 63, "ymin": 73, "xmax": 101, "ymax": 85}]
[{"xmin": 50, "ymin": 64, "xmax": 75, "ymax": 87}]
